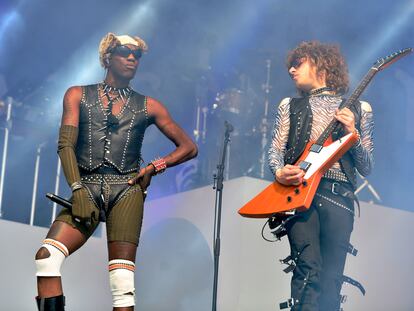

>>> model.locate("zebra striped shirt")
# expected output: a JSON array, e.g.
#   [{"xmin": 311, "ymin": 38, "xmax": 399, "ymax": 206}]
[{"xmin": 268, "ymin": 95, "xmax": 374, "ymax": 178}]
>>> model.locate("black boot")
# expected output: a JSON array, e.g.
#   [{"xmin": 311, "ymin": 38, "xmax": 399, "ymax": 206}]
[{"xmin": 36, "ymin": 295, "xmax": 65, "ymax": 311}]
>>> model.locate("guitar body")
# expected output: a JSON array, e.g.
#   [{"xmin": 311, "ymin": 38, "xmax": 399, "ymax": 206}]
[{"xmin": 238, "ymin": 132, "xmax": 358, "ymax": 218}]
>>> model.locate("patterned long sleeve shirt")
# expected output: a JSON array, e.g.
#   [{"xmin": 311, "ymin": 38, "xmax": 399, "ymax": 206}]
[{"xmin": 268, "ymin": 95, "xmax": 374, "ymax": 178}]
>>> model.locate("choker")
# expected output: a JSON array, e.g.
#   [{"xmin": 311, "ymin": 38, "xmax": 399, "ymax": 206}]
[
  {"xmin": 308, "ymin": 86, "xmax": 332, "ymax": 96},
  {"xmin": 101, "ymin": 82, "xmax": 132, "ymax": 98}
]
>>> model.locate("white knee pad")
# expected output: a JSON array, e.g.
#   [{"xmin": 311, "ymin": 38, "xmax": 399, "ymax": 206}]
[
  {"xmin": 35, "ymin": 238, "xmax": 69, "ymax": 277},
  {"xmin": 109, "ymin": 259, "xmax": 136, "ymax": 307}
]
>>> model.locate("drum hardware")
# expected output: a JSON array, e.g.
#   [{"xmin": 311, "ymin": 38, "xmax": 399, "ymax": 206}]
[
  {"xmin": 193, "ymin": 104, "xmax": 209, "ymax": 144},
  {"xmin": 201, "ymin": 106, "xmax": 208, "ymax": 143},
  {"xmin": 355, "ymin": 172, "xmax": 382, "ymax": 204},
  {"xmin": 213, "ymin": 88, "xmax": 244, "ymax": 115},
  {"xmin": 259, "ymin": 59, "xmax": 272, "ymax": 178},
  {"xmin": 193, "ymin": 105, "xmax": 201, "ymax": 143}
]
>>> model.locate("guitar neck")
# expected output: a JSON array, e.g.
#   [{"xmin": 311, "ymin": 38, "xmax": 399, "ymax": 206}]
[{"xmin": 316, "ymin": 68, "xmax": 378, "ymax": 145}]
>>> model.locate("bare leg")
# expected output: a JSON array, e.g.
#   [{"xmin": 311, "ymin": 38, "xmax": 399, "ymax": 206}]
[
  {"xmin": 108, "ymin": 241, "xmax": 138, "ymax": 311},
  {"xmin": 35, "ymin": 221, "xmax": 88, "ymax": 298}
]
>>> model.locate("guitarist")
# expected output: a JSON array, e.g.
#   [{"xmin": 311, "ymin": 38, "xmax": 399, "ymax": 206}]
[{"xmin": 268, "ymin": 41, "xmax": 374, "ymax": 310}]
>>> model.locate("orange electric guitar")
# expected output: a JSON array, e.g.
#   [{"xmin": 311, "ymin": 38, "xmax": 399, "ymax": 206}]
[{"xmin": 239, "ymin": 48, "xmax": 413, "ymax": 219}]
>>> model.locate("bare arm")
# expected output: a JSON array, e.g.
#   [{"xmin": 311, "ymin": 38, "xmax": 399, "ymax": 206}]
[
  {"xmin": 61, "ymin": 86, "xmax": 82, "ymax": 127},
  {"xmin": 128, "ymin": 97, "xmax": 198, "ymax": 187},
  {"xmin": 147, "ymin": 96, "xmax": 198, "ymax": 167}
]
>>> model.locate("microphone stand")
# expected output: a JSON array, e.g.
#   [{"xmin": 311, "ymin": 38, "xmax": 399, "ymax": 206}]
[
  {"xmin": 29, "ymin": 141, "xmax": 47, "ymax": 226},
  {"xmin": 211, "ymin": 121, "xmax": 233, "ymax": 311}
]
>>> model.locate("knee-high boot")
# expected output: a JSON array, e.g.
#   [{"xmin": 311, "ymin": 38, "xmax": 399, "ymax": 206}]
[{"xmin": 36, "ymin": 295, "xmax": 65, "ymax": 311}]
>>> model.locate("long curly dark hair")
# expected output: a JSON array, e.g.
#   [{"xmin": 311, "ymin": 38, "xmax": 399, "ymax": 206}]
[{"xmin": 286, "ymin": 41, "xmax": 349, "ymax": 96}]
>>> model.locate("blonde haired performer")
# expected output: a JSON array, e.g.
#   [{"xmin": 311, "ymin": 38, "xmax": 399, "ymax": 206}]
[{"xmin": 34, "ymin": 33, "xmax": 197, "ymax": 311}]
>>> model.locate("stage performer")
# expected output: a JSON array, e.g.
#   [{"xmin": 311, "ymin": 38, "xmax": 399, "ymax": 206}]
[
  {"xmin": 34, "ymin": 32, "xmax": 197, "ymax": 311},
  {"xmin": 268, "ymin": 41, "xmax": 374, "ymax": 310}
]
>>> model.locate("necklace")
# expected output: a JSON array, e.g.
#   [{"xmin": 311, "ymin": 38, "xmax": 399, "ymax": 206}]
[
  {"xmin": 308, "ymin": 86, "xmax": 333, "ymax": 96},
  {"xmin": 101, "ymin": 81, "xmax": 132, "ymax": 101},
  {"xmin": 100, "ymin": 82, "xmax": 133, "ymax": 128}
]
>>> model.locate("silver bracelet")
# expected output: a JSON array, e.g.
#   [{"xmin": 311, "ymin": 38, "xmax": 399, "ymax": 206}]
[{"xmin": 70, "ymin": 181, "xmax": 83, "ymax": 192}]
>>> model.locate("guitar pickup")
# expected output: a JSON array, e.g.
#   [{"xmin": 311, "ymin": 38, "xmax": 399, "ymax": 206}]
[
  {"xmin": 298, "ymin": 161, "xmax": 311, "ymax": 172},
  {"xmin": 310, "ymin": 143, "xmax": 323, "ymax": 153}
]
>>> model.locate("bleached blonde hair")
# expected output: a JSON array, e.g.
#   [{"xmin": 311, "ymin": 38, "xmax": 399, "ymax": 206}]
[{"xmin": 98, "ymin": 32, "xmax": 148, "ymax": 67}]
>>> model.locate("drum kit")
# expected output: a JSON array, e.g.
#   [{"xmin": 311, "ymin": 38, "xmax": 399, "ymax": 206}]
[
  {"xmin": 193, "ymin": 60, "xmax": 273, "ymax": 181},
  {"xmin": 212, "ymin": 88, "xmax": 254, "ymax": 135}
]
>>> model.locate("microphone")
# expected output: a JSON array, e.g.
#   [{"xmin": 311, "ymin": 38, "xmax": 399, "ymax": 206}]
[
  {"xmin": 224, "ymin": 121, "xmax": 234, "ymax": 133},
  {"xmin": 46, "ymin": 193, "xmax": 72, "ymax": 210}
]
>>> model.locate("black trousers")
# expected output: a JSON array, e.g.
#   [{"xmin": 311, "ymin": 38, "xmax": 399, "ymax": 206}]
[{"xmin": 287, "ymin": 180, "xmax": 354, "ymax": 311}]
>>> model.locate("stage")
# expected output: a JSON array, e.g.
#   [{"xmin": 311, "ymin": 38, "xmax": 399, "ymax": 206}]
[{"xmin": 1, "ymin": 177, "xmax": 413, "ymax": 310}]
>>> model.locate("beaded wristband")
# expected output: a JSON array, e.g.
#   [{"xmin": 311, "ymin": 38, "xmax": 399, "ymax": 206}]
[{"xmin": 150, "ymin": 158, "xmax": 167, "ymax": 175}]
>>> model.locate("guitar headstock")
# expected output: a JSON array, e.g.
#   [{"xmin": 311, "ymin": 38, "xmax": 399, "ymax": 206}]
[{"xmin": 373, "ymin": 48, "xmax": 413, "ymax": 71}]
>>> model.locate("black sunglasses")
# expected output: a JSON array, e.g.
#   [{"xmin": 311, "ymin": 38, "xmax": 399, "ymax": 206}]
[
  {"xmin": 112, "ymin": 45, "xmax": 143, "ymax": 59},
  {"xmin": 290, "ymin": 58, "xmax": 305, "ymax": 69}
]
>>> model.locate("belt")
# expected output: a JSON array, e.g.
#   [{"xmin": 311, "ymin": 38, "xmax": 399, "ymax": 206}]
[
  {"xmin": 318, "ymin": 178, "xmax": 360, "ymax": 215},
  {"xmin": 92, "ymin": 166, "xmax": 122, "ymax": 174},
  {"xmin": 79, "ymin": 165, "xmax": 138, "ymax": 175},
  {"xmin": 80, "ymin": 173, "xmax": 133, "ymax": 185},
  {"xmin": 323, "ymin": 168, "xmax": 349, "ymax": 183}
]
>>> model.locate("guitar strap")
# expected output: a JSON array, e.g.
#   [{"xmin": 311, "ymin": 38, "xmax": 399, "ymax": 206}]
[
  {"xmin": 342, "ymin": 275, "xmax": 366, "ymax": 296},
  {"xmin": 279, "ymin": 243, "xmax": 358, "ymax": 275}
]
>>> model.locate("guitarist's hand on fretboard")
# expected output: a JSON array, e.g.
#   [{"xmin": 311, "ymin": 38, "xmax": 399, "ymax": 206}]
[
  {"xmin": 276, "ymin": 164, "xmax": 305, "ymax": 186},
  {"xmin": 334, "ymin": 107, "xmax": 356, "ymax": 134}
]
